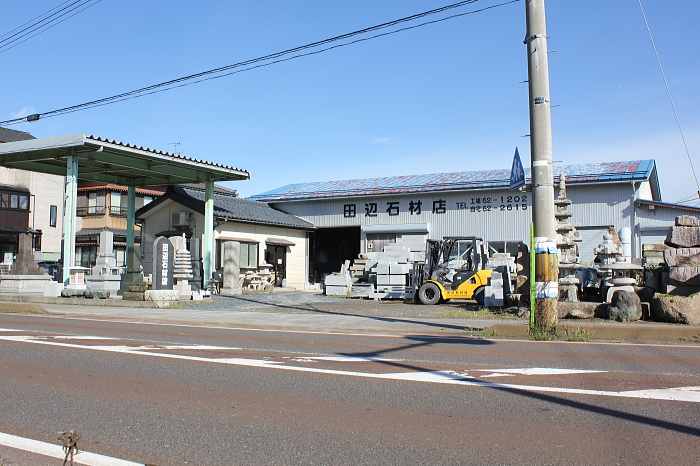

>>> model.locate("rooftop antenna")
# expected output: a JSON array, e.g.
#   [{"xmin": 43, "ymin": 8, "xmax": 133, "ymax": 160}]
[{"xmin": 168, "ymin": 142, "xmax": 182, "ymax": 156}]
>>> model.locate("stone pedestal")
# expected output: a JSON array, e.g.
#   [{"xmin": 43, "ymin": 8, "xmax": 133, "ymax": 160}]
[{"xmin": 119, "ymin": 245, "xmax": 145, "ymax": 294}]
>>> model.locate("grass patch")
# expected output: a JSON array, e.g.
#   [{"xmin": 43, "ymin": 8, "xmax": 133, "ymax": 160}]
[
  {"xmin": 529, "ymin": 327, "xmax": 558, "ymax": 341},
  {"xmin": 563, "ymin": 325, "xmax": 596, "ymax": 342},
  {"xmin": 0, "ymin": 309, "xmax": 42, "ymax": 314},
  {"xmin": 438, "ymin": 307, "xmax": 491, "ymax": 319},
  {"xmin": 161, "ymin": 303, "xmax": 189, "ymax": 309}
]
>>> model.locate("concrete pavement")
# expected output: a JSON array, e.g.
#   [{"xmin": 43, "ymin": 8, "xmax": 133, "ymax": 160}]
[{"xmin": 1, "ymin": 294, "xmax": 700, "ymax": 342}]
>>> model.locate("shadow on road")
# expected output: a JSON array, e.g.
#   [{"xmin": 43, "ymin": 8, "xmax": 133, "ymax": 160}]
[
  {"xmin": 492, "ymin": 384, "xmax": 700, "ymax": 437},
  {"xmin": 218, "ymin": 294, "xmax": 491, "ymax": 333}
]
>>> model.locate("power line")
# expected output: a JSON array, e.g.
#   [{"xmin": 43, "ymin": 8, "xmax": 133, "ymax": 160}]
[
  {"xmin": 0, "ymin": 0, "xmax": 76, "ymax": 42},
  {"xmin": 637, "ymin": 0, "xmax": 700, "ymax": 200},
  {"xmin": 0, "ymin": 0, "xmax": 520, "ymax": 126},
  {"xmin": 0, "ymin": 0, "xmax": 102, "ymax": 54}
]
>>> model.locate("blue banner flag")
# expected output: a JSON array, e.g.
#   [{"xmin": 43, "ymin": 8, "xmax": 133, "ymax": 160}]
[{"xmin": 510, "ymin": 147, "xmax": 525, "ymax": 191}]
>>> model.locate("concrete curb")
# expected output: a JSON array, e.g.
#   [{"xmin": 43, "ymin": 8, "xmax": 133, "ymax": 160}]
[
  {"xmin": 481, "ymin": 321, "xmax": 700, "ymax": 342},
  {"xmin": 0, "ymin": 302, "xmax": 48, "ymax": 314}
]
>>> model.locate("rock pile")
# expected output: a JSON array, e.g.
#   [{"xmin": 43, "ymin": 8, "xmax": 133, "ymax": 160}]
[
  {"xmin": 662, "ymin": 215, "xmax": 700, "ymax": 295},
  {"xmin": 649, "ymin": 215, "xmax": 700, "ymax": 325}
]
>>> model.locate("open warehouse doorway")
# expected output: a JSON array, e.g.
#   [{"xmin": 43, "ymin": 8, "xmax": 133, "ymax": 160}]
[{"xmin": 309, "ymin": 226, "xmax": 360, "ymax": 284}]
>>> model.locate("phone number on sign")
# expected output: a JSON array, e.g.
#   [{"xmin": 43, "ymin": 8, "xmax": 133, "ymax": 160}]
[{"xmin": 456, "ymin": 195, "xmax": 529, "ymax": 212}]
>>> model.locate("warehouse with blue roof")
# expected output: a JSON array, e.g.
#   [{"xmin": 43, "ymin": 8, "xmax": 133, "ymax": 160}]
[{"xmin": 251, "ymin": 159, "xmax": 700, "ymax": 284}]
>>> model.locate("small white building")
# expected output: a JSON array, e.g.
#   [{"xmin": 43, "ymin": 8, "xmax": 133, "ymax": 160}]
[{"xmin": 137, "ymin": 184, "xmax": 315, "ymax": 290}]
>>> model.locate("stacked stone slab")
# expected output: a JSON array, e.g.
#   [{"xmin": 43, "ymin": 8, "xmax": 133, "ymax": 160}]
[
  {"xmin": 662, "ymin": 215, "xmax": 700, "ymax": 295},
  {"xmin": 172, "ymin": 234, "xmax": 194, "ymax": 299}
]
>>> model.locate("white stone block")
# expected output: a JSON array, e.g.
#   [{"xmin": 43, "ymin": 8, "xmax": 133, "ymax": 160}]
[
  {"xmin": 390, "ymin": 263, "xmax": 412, "ymax": 275},
  {"xmin": 375, "ymin": 261, "xmax": 390, "ymax": 275},
  {"xmin": 325, "ymin": 285, "xmax": 348, "ymax": 296}
]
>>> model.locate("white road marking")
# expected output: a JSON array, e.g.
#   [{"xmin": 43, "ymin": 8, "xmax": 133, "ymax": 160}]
[
  {"xmin": 0, "ymin": 432, "xmax": 141, "ymax": 466},
  {"xmin": 474, "ymin": 368, "xmax": 607, "ymax": 377},
  {"xmin": 2, "ymin": 332, "xmax": 700, "ymax": 403}
]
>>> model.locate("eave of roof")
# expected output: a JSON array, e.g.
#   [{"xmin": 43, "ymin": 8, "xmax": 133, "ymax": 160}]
[
  {"xmin": 636, "ymin": 198, "xmax": 700, "ymax": 213},
  {"xmin": 0, "ymin": 133, "xmax": 250, "ymax": 186},
  {"xmin": 249, "ymin": 160, "xmax": 656, "ymax": 202},
  {"xmin": 136, "ymin": 185, "xmax": 315, "ymax": 230}
]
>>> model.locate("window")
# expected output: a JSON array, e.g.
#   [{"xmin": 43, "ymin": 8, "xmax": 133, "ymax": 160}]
[
  {"xmin": 50, "ymin": 205, "xmax": 57, "ymax": 227},
  {"xmin": 0, "ymin": 191, "xmax": 30, "ymax": 210},
  {"xmin": 240, "ymin": 242, "xmax": 259, "ymax": 268},
  {"xmin": 75, "ymin": 245, "xmax": 97, "ymax": 268}
]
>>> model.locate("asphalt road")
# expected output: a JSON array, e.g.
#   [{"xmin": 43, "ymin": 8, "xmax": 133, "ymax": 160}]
[{"xmin": 1, "ymin": 313, "xmax": 699, "ymax": 465}]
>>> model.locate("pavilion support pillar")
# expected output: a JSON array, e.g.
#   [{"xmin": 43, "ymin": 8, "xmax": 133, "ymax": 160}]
[
  {"xmin": 203, "ymin": 181, "xmax": 215, "ymax": 291},
  {"xmin": 62, "ymin": 154, "xmax": 78, "ymax": 286},
  {"xmin": 119, "ymin": 185, "xmax": 143, "ymax": 294}
]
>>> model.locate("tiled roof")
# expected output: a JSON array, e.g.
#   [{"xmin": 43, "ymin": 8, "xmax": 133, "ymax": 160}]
[
  {"xmin": 138, "ymin": 184, "xmax": 314, "ymax": 230},
  {"xmin": 250, "ymin": 160, "xmax": 656, "ymax": 202},
  {"xmin": 86, "ymin": 135, "xmax": 250, "ymax": 176},
  {"xmin": 0, "ymin": 127, "xmax": 35, "ymax": 143}
]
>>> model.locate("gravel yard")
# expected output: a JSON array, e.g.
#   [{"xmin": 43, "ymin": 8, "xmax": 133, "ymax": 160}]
[{"xmin": 183, "ymin": 290, "xmax": 475, "ymax": 319}]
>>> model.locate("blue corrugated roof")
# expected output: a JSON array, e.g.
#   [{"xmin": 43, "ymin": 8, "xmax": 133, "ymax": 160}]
[{"xmin": 249, "ymin": 160, "xmax": 657, "ymax": 202}]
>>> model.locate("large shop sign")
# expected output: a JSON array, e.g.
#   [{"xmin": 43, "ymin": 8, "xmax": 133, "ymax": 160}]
[{"xmin": 343, "ymin": 195, "xmax": 529, "ymax": 218}]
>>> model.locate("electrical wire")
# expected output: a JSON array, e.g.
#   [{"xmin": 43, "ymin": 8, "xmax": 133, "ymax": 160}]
[
  {"xmin": 0, "ymin": 0, "xmax": 520, "ymax": 126},
  {"xmin": 637, "ymin": 0, "xmax": 700, "ymax": 202},
  {"xmin": 0, "ymin": 0, "xmax": 102, "ymax": 54},
  {"xmin": 0, "ymin": 0, "xmax": 77, "ymax": 42}
]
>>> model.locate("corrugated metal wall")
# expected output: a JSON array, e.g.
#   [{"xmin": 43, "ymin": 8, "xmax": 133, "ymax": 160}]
[{"xmin": 271, "ymin": 182, "xmax": 637, "ymax": 246}]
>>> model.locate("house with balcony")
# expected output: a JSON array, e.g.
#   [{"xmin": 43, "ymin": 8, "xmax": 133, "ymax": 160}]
[
  {"xmin": 0, "ymin": 127, "xmax": 64, "ymax": 272},
  {"xmin": 75, "ymin": 182, "xmax": 165, "ymax": 268}
]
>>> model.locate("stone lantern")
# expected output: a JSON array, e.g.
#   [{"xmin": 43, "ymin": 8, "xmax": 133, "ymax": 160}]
[{"xmin": 555, "ymin": 174, "xmax": 583, "ymax": 301}]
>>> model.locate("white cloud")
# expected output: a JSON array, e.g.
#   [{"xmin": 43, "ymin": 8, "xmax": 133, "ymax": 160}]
[
  {"xmin": 371, "ymin": 137, "xmax": 391, "ymax": 145},
  {"xmin": 10, "ymin": 106, "xmax": 36, "ymax": 119}
]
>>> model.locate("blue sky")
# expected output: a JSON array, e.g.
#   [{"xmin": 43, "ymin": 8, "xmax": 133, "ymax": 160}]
[{"xmin": 2, "ymin": 1, "xmax": 699, "ymax": 204}]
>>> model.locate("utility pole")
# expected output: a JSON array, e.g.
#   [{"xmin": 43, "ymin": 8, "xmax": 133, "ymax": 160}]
[{"xmin": 525, "ymin": 0, "xmax": 558, "ymax": 331}]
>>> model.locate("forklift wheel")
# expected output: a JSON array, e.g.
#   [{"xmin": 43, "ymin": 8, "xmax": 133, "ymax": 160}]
[
  {"xmin": 473, "ymin": 287, "xmax": 485, "ymax": 306},
  {"xmin": 418, "ymin": 282, "xmax": 442, "ymax": 305}
]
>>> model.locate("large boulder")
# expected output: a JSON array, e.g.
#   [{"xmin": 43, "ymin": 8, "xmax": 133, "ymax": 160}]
[
  {"xmin": 607, "ymin": 290, "xmax": 642, "ymax": 322},
  {"xmin": 651, "ymin": 294, "xmax": 700, "ymax": 325}
]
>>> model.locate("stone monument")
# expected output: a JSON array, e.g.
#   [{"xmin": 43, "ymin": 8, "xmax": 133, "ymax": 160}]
[
  {"xmin": 220, "ymin": 240, "xmax": 242, "ymax": 295},
  {"xmin": 10, "ymin": 232, "xmax": 42, "ymax": 275},
  {"xmin": 85, "ymin": 229, "xmax": 122, "ymax": 296},
  {"xmin": 153, "ymin": 236, "xmax": 174, "ymax": 290}
]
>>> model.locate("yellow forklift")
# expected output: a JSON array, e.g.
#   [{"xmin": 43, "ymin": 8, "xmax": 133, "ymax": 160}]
[{"xmin": 411, "ymin": 237, "xmax": 492, "ymax": 305}]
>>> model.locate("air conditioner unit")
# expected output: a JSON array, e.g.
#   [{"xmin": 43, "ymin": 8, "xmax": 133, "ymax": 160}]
[{"xmin": 172, "ymin": 212, "xmax": 190, "ymax": 227}]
